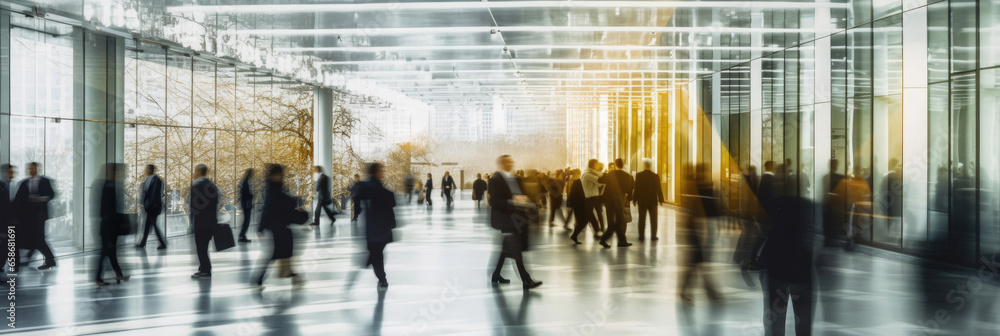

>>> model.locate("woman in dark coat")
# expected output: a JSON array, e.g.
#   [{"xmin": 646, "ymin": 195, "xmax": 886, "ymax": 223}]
[
  {"xmin": 356, "ymin": 162, "xmax": 396, "ymax": 288},
  {"xmin": 253, "ymin": 163, "xmax": 304, "ymax": 289},
  {"xmin": 94, "ymin": 164, "xmax": 130, "ymax": 286}
]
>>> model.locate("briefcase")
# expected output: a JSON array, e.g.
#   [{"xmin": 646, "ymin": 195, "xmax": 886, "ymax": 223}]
[
  {"xmin": 116, "ymin": 213, "xmax": 138, "ymax": 236},
  {"xmin": 214, "ymin": 224, "xmax": 236, "ymax": 251},
  {"xmin": 290, "ymin": 209, "xmax": 309, "ymax": 225}
]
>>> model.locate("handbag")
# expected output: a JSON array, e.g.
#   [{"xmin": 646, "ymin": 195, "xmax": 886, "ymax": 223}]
[
  {"xmin": 291, "ymin": 209, "xmax": 309, "ymax": 225},
  {"xmin": 116, "ymin": 213, "xmax": 137, "ymax": 236},
  {"xmin": 213, "ymin": 224, "xmax": 236, "ymax": 251}
]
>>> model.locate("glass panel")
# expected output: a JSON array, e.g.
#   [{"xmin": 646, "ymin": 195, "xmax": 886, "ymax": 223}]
[
  {"xmin": 45, "ymin": 119, "xmax": 79, "ymax": 255},
  {"xmin": 983, "ymin": 0, "xmax": 1000, "ymax": 67},
  {"xmin": 928, "ymin": 82, "xmax": 950, "ymax": 252},
  {"xmin": 950, "ymin": 72, "xmax": 977, "ymax": 263},
  {"xmin": 167, "ymin": 53, "xmax": 192, "ymax": 126},
  {"xmin": 166, "ymin": 127, "xmax": 192, "ymax": 237},
  {"xmin": 927, "ymin": 2, "xmax": 949, "ymax": 84},
  {"xmin": 950, "ymin": 0, "xmax": 977, "ymax": 72},
  {"xmin": 871, "ymin": 15, "xmax": 904, "ymax": 248},
  {"xmin": 9, "ymin": 23, "xmax": 74, "ymax": 119},
  {"xmin": 980, "ymin": 69, "xmax": 1000, "ymax": 259},
  {"xmin": 134, "ymin": 43, "xmax": 167, "ymax": 123}
]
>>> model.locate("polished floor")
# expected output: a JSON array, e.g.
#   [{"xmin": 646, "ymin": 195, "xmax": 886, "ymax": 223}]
[{"xmin": 9, "ymin": 191, "xmax": 1000, "ymax": 335}]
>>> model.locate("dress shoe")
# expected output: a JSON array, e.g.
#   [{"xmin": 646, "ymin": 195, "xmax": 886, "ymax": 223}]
[
  {"xmin": 37, "ymin": 264, "xmax": 56, "ymax": 270},
  {"xmin": 191, "ymin": 272, "xmax": 212, "ymax": 279},
  {"xmin": 96, "ymin": 280, "xmax": 110, "ymax": 287},
  {"xmin": 651, "ymin": 237, "xmax": 660, "ymax": 241},
  {"xmin": 491, "ymin": 276, "xmax": 511, "ymax": 284},
  {"xmin": 599, "ymin": 242, "xmax": 611, "ymax": 249},
  {"xmin": 134, "ymin": 243, "xmax": 145, "ymax": 248},
  {"xmin": 617, "ymin": 243, "xmax": 633, "ymax": 247},
  {"xmin": 238, "ymin": 237, "xmax": 252, "ymax": 243},
  {"xmin": 157, "ymin": 245, "xmax": 168, "ymax": 249},
  {"xmin": 637, "ymin": 237, "xmax": 645, "ymax": 242},
  {"xmin": 378, "ymin": 280, "xmax": 389, "ymax": 288},
  {"xmin": 116, "ymin": 275, "xmax": 131, "ymax": 283},
  {"xmin": 523, "ymin": 281, "xmax": 543, "ymax": 290},
  {"xmin": 571, "ymin": 236, "xmax": 583, "ymax": 245}
]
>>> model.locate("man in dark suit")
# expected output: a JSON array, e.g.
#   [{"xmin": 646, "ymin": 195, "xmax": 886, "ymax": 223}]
[
  {"xmin": 136, "ymin": 165, "xmax": 167, "ymax": 249},
  {"xmin": 350, "ymin": 174, "xmax": 363, "ymax": 221},
  {"xmin": 424, "ymin": 173, "xmax": 434, "ymax": 207},
  {"xmin": 611, "ymin": 158, "xmax": 635, "ymax": 231},
  {"xmin": 488, "ymin": 155, "xmax": 542, "ymax": 290},
  {"xmin": 598, "ymin": 161, "xmax": 632, "ymax": 248},
  {"xmin": 1, "ymin": 164, "xmax": 15, "ymax": 272},
  {"xmin": 313, "ymin": 166, "xmax": 339, "ymax": 226},
  {"xmin": 17, "ymin": 162, "xmax": 57, "ymax": 270},
  {"xmin": 472, "ymin": 173, "xmax": 488, "ymax": 209},
  {"xmin": 633, "ymin": 158, "xmax": 664, "ymax": 241},
  {"xmin": 758, "ymin": 161, "xmax": 779, "ymax": 212},
  {"xmin": 238, "ymin": 168, "xmax": 255, "ymax": 243},
  {"xmin": 189, "ymin": 164, "xmax": 219, "ymax": 279},
  {"xmin": 355, "ymin": 163, "xmax": 397, "ymax": 288},
  {"xmin": 441, "ymin": 171, "xmax": 456, "ymax": 207}
]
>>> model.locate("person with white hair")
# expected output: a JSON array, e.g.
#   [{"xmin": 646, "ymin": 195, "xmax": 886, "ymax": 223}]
[{"xmin": 632, "ymin": 158, "xmax": 664, "ymax": 241}]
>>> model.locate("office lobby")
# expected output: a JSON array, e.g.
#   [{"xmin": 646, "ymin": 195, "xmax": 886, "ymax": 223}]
[{"xmin": 2, "ymin": 0, "xmax": 1000, "ymax": 335}]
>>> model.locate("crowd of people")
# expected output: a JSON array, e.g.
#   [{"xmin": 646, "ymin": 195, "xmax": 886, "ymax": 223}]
[{"xmin": 3, "ymin": 153, "xmax": 908, "ymax": 334}]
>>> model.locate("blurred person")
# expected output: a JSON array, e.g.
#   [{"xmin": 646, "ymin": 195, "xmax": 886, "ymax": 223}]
[
  {"xmin": 568, "ymin": 169, "xmax": 596, "ymax": 244},
  {"xmin": 1, "ymin": 164, "xmax": 16, "ymax": 272},
  {"xmin": 611, "ymin": 158, "xmax": 635, "ymax": 232},
  {"xmin": 758, "ymin": 161, "xmax": 780, "ymax": 212},
  {"xmin": 238, "ymin": 168, "xmax": 255, "ymax": 243},
  {"xmin": 822, "ymin": 159, "xmax": 846, "ymax": 245},
  {"xmin": 415, "ymin": 179, "xmax": 425, "ymax": 205},
  {"xmin": 579, "ymin": 159, "xmax": 605, "ymax": 240},
  {"xmin": 547, "ymin": 170, "xmax": 566, "ymax": 227},
  {"xmin": 633, "ymin": 158, "xmax": 665, "ymax": 241},
  {"xmin": 189, "ymin": 164, "xmax": 219, "ymax": 280},
  {"xmin": 355, "ymin": 162, "xmax": 397, "ymax": 288},
  {"xmin": 441, "ymin": 171, "xmax": 456, "ymax": 207},
  {"xmin": 677, "ymin": 164, "xmax": 722, "ymax": 303},
  {"xmin": 136, "ymin": 164, "xmax": 167, "ymax": 249},
  {"xmin": 350, "ymin": 174, "xmax": 363, "ymax": 221},
  {"xmin": 15, "ymin": 162, "xmax": 57, "ymax": 270},
  {"xmin": 404, "ymin": 172, "xmax": 416, "ymax": 203},
  {"xmin": 424, "ymin": 173, "xmax": 434, "ymax": 207},
  {"xmin": 598, "ymin": 161, "xmax": 632, "ymax": 248},
  {"xmin": 836, "ymin": 168, "xmax": 872, "ymax": 249},
  {"xmin": 93, "ymin": 164, "xmax": 131, "ymax": 286},
  {"xmin": 760, "ymin": 195, "xmax": 817, "ymax": 336},
  {"xmin": 488, "ymin": 155, "xmax": 543, "ymax": 289},
  {"xmin": 253, "ymin": 164, "xmax": 305, "ymax": 290},
  {"xmin": 313, "ymin": 166, "xmax": 339, "ymax": 226},
  {"xmin": 783, "ymin": 158, "xmax": 798, "ymax": 196},
  {"xmin": 735, "ymin": 165, "xmax": 765, "ymax": 270},
  {"xmin": 472, "ymin": 173, "xmax": 488, "ymax": 209}
]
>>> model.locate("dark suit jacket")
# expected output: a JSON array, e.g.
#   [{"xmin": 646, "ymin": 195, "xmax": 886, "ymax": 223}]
[
  {"xmin": 356, "ymin": 178, "xmax": 397, "ymax": 243},
  {"xmin": 472, "ymin": 179, "xmax": 488, "ymax": 199},
  {"xmin": 762, "ymin": 196, "xmax": 816, "ymax": 283},
  {"xmin": 567, "ymin": 179, "xmax": 586, "ymax": 209},
  {"xmin": 0, "ymin": 181, "xmax": 9, "ymax": 225},
  {"xmin": 142, "ymin": 175, "xmax": 164, "ymax": 213},
  {"xmin": 758, "ymin": 173, "xmax": 779, "ymax": 208},
  {"xmin": 239, "ymin": 176, "xmax": 254, "ymax": 209},
  {"xmin": 99, "ymin": 179, "xmax": 122, "ymax": 235},
  {"xmin": 598, "ymin": 170, "xmax": 626, "ymax": 202},
  {"xmin": 441, "ymin": 176, "xmax": 455, "ymax": 191},
  {"xmin": 188, "ymin": 177, "xmax": 219, "ymax": 232},
  {"xmin": 425, "ymin": 178, "xmax": 434, "ymax": 192},
  {"xmin": 17, "ymin": 176, "xmax": 55, "ymax": 221},
  {"xmin": 488, "ymin": 172, "xmax": 523, "ymax": 233},
  {"xmin": 633, "ymin": 170, "xmax": 664, "ymax": 205},
  {"xmin": 315, "ymin": 173, "xmax": 332, "ymax": 204}
]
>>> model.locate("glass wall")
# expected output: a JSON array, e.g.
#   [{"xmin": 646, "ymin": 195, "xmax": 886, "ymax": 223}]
[
  {"xmin": 0, "ymin": 10, "xmax": 318, "ymax": 258},
  {"xmin": 684, "ymin": 0, "xmax": 1000, "ymax": 266}
]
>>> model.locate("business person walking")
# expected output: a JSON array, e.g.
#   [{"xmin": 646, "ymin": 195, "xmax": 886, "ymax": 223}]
[
  {"xmin": 489, "ymin": 155, "xmax": 542, "ymax": 290},
  {"xmin": 94, "ymin": 164, "xmax": 131, "ymax": 286},
  {"xmin": 355, "ymin": 162, "xmax": 397, "ymax": 288},
  {"xmin": 238, "ymin": 168, "xmax": 255, "ymax": 243},
  {"xmin": 441, "ymin": 171, "xmax": 456, "ymax": 207},
  {"xmin": 189, "ymin": 164, "xmax": 219, "ymax": 280},
  {"xmin": 633, "ymin": 158, "xmax": 664, "ymax": 241},
  {"xmin": 136, "ymin": 165, "xmax": 167, "ymax": 249},
  {"xmin": 16, "ymin": 162, "xmax": 57, "ymax": 270},
  {"xmin": 313, "ymin": 166, "xmax": 339, "ymax": 226}
]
